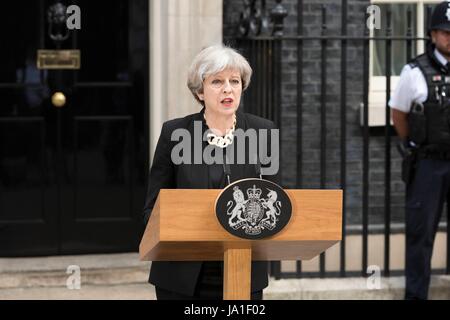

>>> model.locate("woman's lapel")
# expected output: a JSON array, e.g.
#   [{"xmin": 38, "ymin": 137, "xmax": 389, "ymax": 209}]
[
  {"xmin": 229, "ymin": 109, "xmax": 254, "ymax": 182},
  {"xmin": 186, "ymin": 108, "xmax": 209, "ymax": 188}
]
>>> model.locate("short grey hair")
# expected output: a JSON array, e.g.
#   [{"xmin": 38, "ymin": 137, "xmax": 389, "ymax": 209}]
[{"xmin": 187, "ymin": 45, "xmax": 252, "ymax": 105}]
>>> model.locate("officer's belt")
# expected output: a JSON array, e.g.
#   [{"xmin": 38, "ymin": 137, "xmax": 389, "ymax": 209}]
[{"xmin": 417, "ymin": 147, "xmax": 450, "ymax": 160}]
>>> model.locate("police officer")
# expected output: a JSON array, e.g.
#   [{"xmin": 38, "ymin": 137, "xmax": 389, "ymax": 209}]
[{"xmin": 389, "ymin": 1, "xmax": 450, "ymax": 300}]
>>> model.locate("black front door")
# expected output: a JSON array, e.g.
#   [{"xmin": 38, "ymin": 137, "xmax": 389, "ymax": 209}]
[{"xmin": 0, "ymin": 0, "xmax": 148, "ymax": 256}]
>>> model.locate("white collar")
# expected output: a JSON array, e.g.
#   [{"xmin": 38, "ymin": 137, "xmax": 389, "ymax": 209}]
[{"xmin": 434, "ymin": 48, "xmax": 449, "ymax": 66}]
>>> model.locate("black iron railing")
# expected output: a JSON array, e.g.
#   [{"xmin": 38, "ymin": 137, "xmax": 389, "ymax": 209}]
[{"xmin": 225, "ymin": 0, "xmax": 449, "ymax": 279}]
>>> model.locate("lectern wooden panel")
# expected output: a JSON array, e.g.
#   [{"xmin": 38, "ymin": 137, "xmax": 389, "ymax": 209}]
[{"xmin": 139, "ymin": 189, "xmax": 342, "ymax": 300}]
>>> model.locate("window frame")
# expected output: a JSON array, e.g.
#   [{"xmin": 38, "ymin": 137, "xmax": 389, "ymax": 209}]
[{"xmin": 365, "ymin": 0, "xmax": 440, "ymax": 126}]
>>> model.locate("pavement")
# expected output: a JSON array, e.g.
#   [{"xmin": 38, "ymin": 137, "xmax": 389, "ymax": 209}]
[{"xmin": 1, "ymin": 253, "xmax": 449, "ymax": 300}]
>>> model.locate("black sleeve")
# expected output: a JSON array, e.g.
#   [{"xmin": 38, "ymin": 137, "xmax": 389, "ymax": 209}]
[
  {"xmin": 261, "ymin": 120, "xmax": 281, "ymax": 186},
  {"xmin": 142, "ymin": 123, "xmax": 175, "ymax": 225}
]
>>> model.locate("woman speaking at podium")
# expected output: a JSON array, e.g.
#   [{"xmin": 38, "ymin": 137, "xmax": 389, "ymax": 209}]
[{"xmin": 143, "ymin": 45, "xmax": 280, "ymax": 300}]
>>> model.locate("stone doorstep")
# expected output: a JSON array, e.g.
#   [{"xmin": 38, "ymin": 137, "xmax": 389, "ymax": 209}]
[
  {"xmin": 1, "ymin": 263, "xmax": 449, "ymax": 299},
  {"xmin": 0, "ymin": 284, "xmax": 156, "ymax": 300},
  {"xmin": 0, "ymin": 253, "xmax": 146, "ymax": 273},
  {"xmin": 0, "ymin": 253, "xmax": 150, "ymax": 289},
  {"xmin": 0, "ymin": 266, "xmax": 150, "ymax": 289}
]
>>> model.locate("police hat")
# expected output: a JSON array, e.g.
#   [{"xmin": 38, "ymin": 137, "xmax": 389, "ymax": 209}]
[{"xmin": 430, "ymin": 1, "xmax": 450, "ymax": 32}]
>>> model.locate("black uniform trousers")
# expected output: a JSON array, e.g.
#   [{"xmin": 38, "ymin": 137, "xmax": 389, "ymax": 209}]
[{"xmin": 405, "ymin": 158, "xmax": 450, "ymax": 300}]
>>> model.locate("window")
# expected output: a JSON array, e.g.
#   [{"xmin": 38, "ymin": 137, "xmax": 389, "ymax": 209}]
[{"xmin": 364, "ymin": 0, "xmax": 439, "ymax": 126}]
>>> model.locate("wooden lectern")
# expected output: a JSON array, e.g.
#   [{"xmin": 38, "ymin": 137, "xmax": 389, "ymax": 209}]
[{"xmin": 139, "ymin": 189, "xmax": 342, "ymax": 300}]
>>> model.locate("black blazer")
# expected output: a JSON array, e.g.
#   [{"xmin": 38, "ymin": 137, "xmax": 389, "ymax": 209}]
[{"xmin": 143, "ymin": 107, "xmax": 280, "ymax": 296}]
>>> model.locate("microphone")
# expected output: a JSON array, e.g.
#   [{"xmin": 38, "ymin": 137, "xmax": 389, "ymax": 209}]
[
  {"xmin": 254, "ymin": 154, "xmax": 262, "ymax": 179},
  {"xmin": 222, "ymin": 152, "xmax": 232, "ymax": 185},
  {"xmin": 223, "ymin": 163, "xmax": 231, "ymax": 185}
]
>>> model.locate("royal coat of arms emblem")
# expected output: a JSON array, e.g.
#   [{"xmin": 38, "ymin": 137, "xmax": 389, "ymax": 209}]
[{"xmin": 216, "ymin": 178, "xmax": 292, "ymax": 239}]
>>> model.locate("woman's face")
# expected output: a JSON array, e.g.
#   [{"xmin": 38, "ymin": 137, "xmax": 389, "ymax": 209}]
[{"xmin": 198, "ymin": 69, "xmax": 242, "ymax": 118}]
